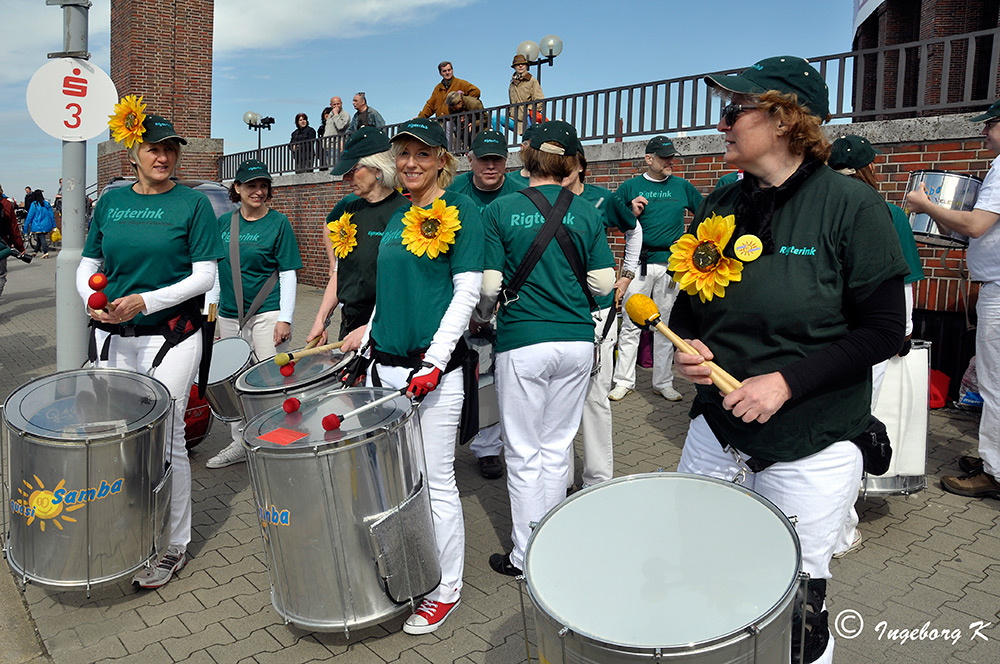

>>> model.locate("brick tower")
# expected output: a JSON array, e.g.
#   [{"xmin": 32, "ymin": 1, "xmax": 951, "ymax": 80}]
[{"xmin": 97, "ymin": 0, "xmax": 222, "ymax": 186}]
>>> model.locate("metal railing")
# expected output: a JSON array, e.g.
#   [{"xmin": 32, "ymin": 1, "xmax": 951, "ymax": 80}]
[{"xmin": 219, "ymin": 27, "xmax": 1000, "ymax": 180}]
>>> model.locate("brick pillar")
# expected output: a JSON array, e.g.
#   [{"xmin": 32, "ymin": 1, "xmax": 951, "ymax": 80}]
[{"xmin": 97, "ymin": 0, "xmax": 223, "ymax": 187}]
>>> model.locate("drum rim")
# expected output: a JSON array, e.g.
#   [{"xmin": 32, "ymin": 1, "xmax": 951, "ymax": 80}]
[
  {"xmin": 2, "ymin": 367, "xmax": 173, "ymax": 442},
  {"xmin": 906, "ymin": 169, "xmax": 983, "ymax": 183},
  {"xmin": 523, "ymin": 472, "xmax": 803, "ymax": 653},
  {"xmin": 234, "ymin": 350, "xmax": 355, "ymax": 394},
  {"xmin": 241, "ymin": 386, "xmax": 413, "ymax": 454},
  {"xmin": 207, "ymin": 336, "xmax": 254, "ymax": 384}
]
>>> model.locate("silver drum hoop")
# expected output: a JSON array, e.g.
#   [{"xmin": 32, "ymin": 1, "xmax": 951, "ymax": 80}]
[
  {"xmin": 235, "ymin": 350, "xmax": 355, "ymax": 422},
  {"xmin": 904, "ymin": 170, "xmax": 981, "ymax": 248},
  {"xmin": 205, "ymin": 336, "xmax": 255, "ymax": 422},
  {"xmin": 524, "ymin": 473, "xmax": 802, "ymax": 662}
]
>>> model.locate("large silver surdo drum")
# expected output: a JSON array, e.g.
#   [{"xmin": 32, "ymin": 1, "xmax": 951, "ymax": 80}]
[
  {"xmin": 904, "ymin": 170, "xmax": 981, "ymax": 248},
  {"xmin": 2, "ymin": 369, "xmax": 172, "ymax": 591},
  {"xmin": 523, "ymin": 474, "xmax": 802, "ymax": 663},
  {"xmin": 235, "ymin": 350, "xmax": 354, "ymax": 422},
  {"xmin": 204, "ymin": 336, "xmax": 254, "ymax": 421},
  {"xmin": 243, "ymin": 386, "xmax": 439, "ymax": 633}
]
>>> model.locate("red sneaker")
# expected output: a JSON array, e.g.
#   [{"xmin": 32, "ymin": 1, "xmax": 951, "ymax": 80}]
[{"xmin": 402, "ymin": 598, "xmax": 460, "ymax": 635}]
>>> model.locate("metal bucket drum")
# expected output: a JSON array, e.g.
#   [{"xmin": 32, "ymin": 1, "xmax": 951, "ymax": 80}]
[
  {"xmin": 904, "ymin": 170, "xmax": 981, "ymax": 248},
  {"xmin": 523, "ymin": 474, "xmax": 802, "ymax": 663},
  {"xmin": 205, "ymin": 337, "xmax": 254, "ymax": 421},
  {"xmin": 2, "ymin": 368, "xmax": 172, "ymax": 591},
  {"xmin": 865, "ymin": 340, "xmax": 931, "ymax": 496},
  {"xmin": 243, "ymin": 386, "xmax": 439, "ymax": 633},
  {"xmin": 235, "ymin": 349, "xmax": 354, "ymax": 422}
]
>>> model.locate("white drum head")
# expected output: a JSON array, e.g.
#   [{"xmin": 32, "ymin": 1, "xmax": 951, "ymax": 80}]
[
  {"xmin": 208, "ymin": 337, "xmax": 254, "ymax": 383},
  {"xmin": 524, "ymin": 473, "xmax": 800, "ymax": 649}
]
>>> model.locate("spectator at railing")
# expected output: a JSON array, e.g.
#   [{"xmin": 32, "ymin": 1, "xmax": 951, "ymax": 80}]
[
  {"xmin": 289, "ymin": 112, "xmax": 316, "ymax": 173},
  {"xmin": 509, "ymin": 54, "xmax": 544, "ymax": 135},
  {"xmin": 347, "ymin": 92, "xmax": 385, "ymax": 134},
  {"xmin": 445, "ymin": 90, "xmax": 485, "ymax": 150},
  {"xmin": 322, "ymin": 96, "xmax": 352, "ymax": 169},
  {"xmin": 317, "ymin": 106, "xmax": 332, "ymax": 169},
  {"xmin": 419, "ymin": 61, "xmax": 481, "ymax": 119}
]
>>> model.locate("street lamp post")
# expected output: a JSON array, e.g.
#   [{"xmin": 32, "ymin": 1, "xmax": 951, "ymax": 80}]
[
  {"xmin": 243, "ymin": 111, "xmax": 275, "ymax": 159},
  {"xmin": 516, "ymin": 35, "xmax": 563, "ymax": 85}
]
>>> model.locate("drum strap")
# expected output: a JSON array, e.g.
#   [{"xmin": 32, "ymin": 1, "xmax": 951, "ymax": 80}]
[
  {"xmin": 88, "ymin": 297, "xmax": 204, "ymax": 371},
  {"xmin": 371, "ymin": 336, "xmax": 469, "ymax": 374}
]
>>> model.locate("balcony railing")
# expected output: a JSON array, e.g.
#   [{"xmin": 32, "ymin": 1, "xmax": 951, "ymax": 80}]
[{"xmin": 219, "ymin": 27, "xmax": 1000, "ymax": 180}]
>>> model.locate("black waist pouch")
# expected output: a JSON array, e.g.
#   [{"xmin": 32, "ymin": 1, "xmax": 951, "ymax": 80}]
[{"xmin": 851, "ymin": 416, "xmax": 892, "ymax": 476}]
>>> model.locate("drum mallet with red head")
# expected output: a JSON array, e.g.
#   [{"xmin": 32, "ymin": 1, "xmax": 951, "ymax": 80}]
[
  {"xmin": 322, "ymin": 387, "xmax": 408, "ymax": 431},
  {"xmin": 624, "ymin": 293, "xmax": 742, "ymax": 395},
  {"xmin": 274, "ymin": 339, "xmax": 346, "ymax": 367}
]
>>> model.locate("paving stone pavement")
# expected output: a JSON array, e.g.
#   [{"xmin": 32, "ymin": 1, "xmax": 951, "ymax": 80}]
[{"xmin": 1, "ymin": 253, "xmax": 999, "ymax": 663}]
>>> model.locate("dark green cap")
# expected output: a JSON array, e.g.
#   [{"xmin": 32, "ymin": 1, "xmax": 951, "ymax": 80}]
[
  {"xmin": 645, "ymin": 136, "xmax": 678, "ymax": 158},
  {"xmin": 234, "ymin": 159, "xmax": 272, "ymax": 183},
  {"xmin": 530, "ymin": 120, "xmax": 579, "ymax": 156},
  {"xmin": 969, "ymin": 99, "xmax": 1000, "ymax": 122},
  {"xmin": 521, "ymin": 123, "xmax": 539, "ymax": 145},
  {"xmin": 705, "ymin": 56, "xmax": 830, "ymax": 121},
  {"xmin": 828, "ymin": 134, "xmax": 881, "ymax": 171},
  {"xmin": 471, "ymin": 130, "xmax": 508, "ymax": 158},
  {"xmin": 391, "ymin": 118, "xmax": 448, "ymax": 149},
  {"xmin": 331, "ymin": 127, "xmax": 391, "ymax": 176},
  {"xmin": 142, "ymin": 114, "xmax": 187, "ymax": 144}
]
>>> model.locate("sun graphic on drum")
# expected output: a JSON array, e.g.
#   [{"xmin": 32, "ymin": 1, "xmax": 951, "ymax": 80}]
[{"xmin": 17, "ymin": 475, "xmax": 84, "ymax": 532}]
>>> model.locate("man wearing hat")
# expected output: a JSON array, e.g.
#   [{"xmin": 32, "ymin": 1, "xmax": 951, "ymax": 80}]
[
  {"xmin": 907, "ymin": 101, "xmax": 1000, "ymax": 500},
  {"xmin": 609, "ymin": 136, "xmax": 703, "ymax": 402},
  {"xmin": 307, "ymin": 127, "xmax": 408, "ymax": 347},
  {"xmin": 447, "ymin": 129, "xmax": 528, "ymax": 480},
  {"xmin": 509, "ymin": 54, "xmax": 544, "ymax": 135}
]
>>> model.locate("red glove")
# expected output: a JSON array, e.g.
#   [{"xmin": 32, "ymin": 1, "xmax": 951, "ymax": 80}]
[{"xmin": 408, "ymin": 362, "xmax": 442, "ymax": 398}]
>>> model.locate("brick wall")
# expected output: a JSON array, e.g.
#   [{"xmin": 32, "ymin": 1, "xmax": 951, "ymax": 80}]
[{"xmin": 98, "ymin": 0, "xmax": 220, "ymax": 186}]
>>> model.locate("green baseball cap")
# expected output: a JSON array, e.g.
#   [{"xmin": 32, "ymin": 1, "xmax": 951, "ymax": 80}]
[
  {"xmin": 969, "ymin": 99, "xmax": 1000, "ymax": 122},
  {"xmin": 331, "ymin": 127, "xmax": 391, "ymax": 176},
  {"xmin": 234, "ymin": 159, "xmax": 272, "ymax": 183},
  {"xmin": 828, "ymin": 134, "xmax": 881, "ymax": 171},
  {"xmin": 471, "ymin": 130, "xmax": 508, "ymax": 158},
  {"xmin": 646, "ymin": 136, "xmax": 678, "ymax": 158},
  {"xmin": 391, "ymin": 118, "xmax": 448, "ymax": 149},
  {"xmin": 142, "ymin": 114, "xmax": 187, "ymax": 144},
  {"xmin": 705, "ymin": 56, "xmax": 830, "ymax": 121},
  {"xmin": 521, "ymin": 123, "xmax": 539, "ymax": 145},
  {"xmin": 530, "ymin": 120, "xmax": 579, "ymax": 156}
]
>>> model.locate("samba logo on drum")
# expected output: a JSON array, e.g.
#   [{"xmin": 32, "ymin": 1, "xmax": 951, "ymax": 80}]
[
  {"xmin": 258, "ymin": 503, "xmax": 292, "ymax": 527},
  {"xmin": 12, "ymin": 475, "xmax": 124, "ymax": 532}
]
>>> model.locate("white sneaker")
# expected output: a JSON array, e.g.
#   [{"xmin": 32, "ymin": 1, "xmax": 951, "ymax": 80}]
[
  {"xmin": 206, "ymin": 440, "xmax": 247, "ymax": 468},
  {"xmin": 654, "ymin": 386, "xmax": 683, "ymax": 402},
  {"xmin": 608, "ymin": 385, "xmax": 633, "ymax": 401},
  {"xmin": 133, "ymin": 546, "xmax": 186, "ymax": 589},
  {"xmin": 832, "ymin": 532, "xmax": 862, "ymax": 559}
]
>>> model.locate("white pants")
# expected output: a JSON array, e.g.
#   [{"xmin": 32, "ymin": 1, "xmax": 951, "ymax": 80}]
[
  {"xmin": 612, "ymin": 263, "xmax": 678, "ymax": 391},
  {"xmin": 368, "ymin": 364, "xmax": 465, "ymax": 604},
  {"xmin": 218, "ymin": 313, "xmax": 290, "ymax": 444},
  {"xmin": 94, "ymin": 329, "xmax": 201, "ymax": 551},
  {"xmin": 470, "ymin": 422, "xmax": 503, "ymax": 458},
  {"xmin": 678, "ymin": 416, "xmax": 860, "ymax": 664},
  {"xmin": 836, "ymin": 363, "xmax": 884, "ymax": 554},
  {"xmin": 497, "ymin": 341, "xmax": 592, "ymax": 569},
  {"xmin": 977, "ymin": 281, "xmax": 1000, "ymax": 479},
  {"xmin": 570, "ymin": 307, "xmax": 617, "ymax": 487}
]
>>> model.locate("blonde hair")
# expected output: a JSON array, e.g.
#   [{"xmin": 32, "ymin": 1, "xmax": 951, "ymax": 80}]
[
  {"xmin": 391, "ymin": 142, "xmax": 457, "ymax": 190},
  {"xmin": 357, "ymin": 150, "xmax": 397, "ymax": 186},
  {"xmin": 756, "ymin": 90, "xmax": 831, "ymax": 163}
]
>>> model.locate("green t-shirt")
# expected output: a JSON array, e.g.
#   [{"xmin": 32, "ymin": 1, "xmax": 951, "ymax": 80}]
[
  {"xmin": 615, "ymin": 173, "xmax": 703, "ymax": 264},
  {"xmin": 326, "ymin": 191, "xmax": 408, "ymax": 323},
  {"xmin": 715, "ymin": 171, "xmax": 741, "ymax": 189},
  {"xmin": 84, "ymin": 184, "xmax": 225, "ymax": 325},
  {"xmin": 685, "ymin": 166, "xmax": 910, "ymax": 462},
  {"xmin": 371, "ymin": 192, "xmax": 484, "ymax": 356},
  {"xmin": 578, "ymin": 183, "xmax": 636, "ymax": 310},
  {"xmin": 447, "ymin": 171, "xmax": 528, "ymax": 213},
  {"xmin": 483, "ymin": 185, "xmax": 616, "ymax": 353},
  {"xmin": 216, "ymin": 208, "xmax": 302, "ymax": 320},
  {"xmin": 887, "ymin": 203, "xmax": 925, "ymax": 285}
]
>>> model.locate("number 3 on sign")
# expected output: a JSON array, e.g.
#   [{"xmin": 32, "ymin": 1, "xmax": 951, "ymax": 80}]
[{"xmin": 65, "ymin": 103, "xmax": 83, "ymax": 129}]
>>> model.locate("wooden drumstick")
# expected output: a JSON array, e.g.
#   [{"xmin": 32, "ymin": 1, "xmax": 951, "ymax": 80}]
[
  {"xmin": 207, "ymin": 303, "xmax": 218, "ymax": 323},
  {"xmin": 624, "ymin": 294, "xmax": 742, "ymax": 395},
  {"xmin": 274, "ymin": 340, "xmax": 346, "ymax": 366}
]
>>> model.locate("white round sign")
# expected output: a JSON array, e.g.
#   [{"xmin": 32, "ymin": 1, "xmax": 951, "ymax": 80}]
[{"xmin": 26, "ymin": 58, "xmax": 118, "ymax": 142}]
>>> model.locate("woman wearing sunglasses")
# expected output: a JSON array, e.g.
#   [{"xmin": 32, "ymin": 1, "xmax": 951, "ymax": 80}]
[
  {"xmin": 667, "ymin": 57, "xmax": 910, "ymax": 664},
  {"xmin": 308, "ymin": 128, "xmax": 406, "ymax": 345}
]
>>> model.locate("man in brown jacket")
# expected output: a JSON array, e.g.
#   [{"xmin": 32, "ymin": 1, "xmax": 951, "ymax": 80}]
[{"xmin": 419, "ymin": 61, "xmax": 481, "ymax": 118}]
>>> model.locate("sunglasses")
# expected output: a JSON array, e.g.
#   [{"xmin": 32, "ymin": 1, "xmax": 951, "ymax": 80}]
[
  {"xmin": 343, "ymin": 164, "xmax": 368, "ymax": 178},
  {"xmin": 721, "ymin": 103, "xmax": 758, "ymax": 127}
]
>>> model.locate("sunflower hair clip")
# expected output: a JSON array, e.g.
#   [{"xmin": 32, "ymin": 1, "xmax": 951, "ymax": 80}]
[
  {"xmin": 108, "ymin": 95, "xmax": 147, "ymax": 148},
  {"xmin": 401, "ymin": 198, "xmax": 461, "ymax": 259},
  {"xmin": 328, "ymin": 211, "xmax": 358, "ymax": 259},
  {"xmin": 668, "ymin": 213, "xmax": 744, "ymax": 303}
]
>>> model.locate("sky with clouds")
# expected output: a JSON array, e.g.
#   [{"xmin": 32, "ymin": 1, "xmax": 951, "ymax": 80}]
[{"xmin": 0, "ymin": 0, "xmax": 855, "ymax": 203}]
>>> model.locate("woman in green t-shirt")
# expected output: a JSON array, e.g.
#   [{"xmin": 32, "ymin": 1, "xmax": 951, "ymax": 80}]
[
  {"xmin": 77, "ymin": 105, "xmax": 225, "ymax": 590},
  {"xmin": 204, "ymin": 159, "xmax": 303, "ymax": 470}
]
